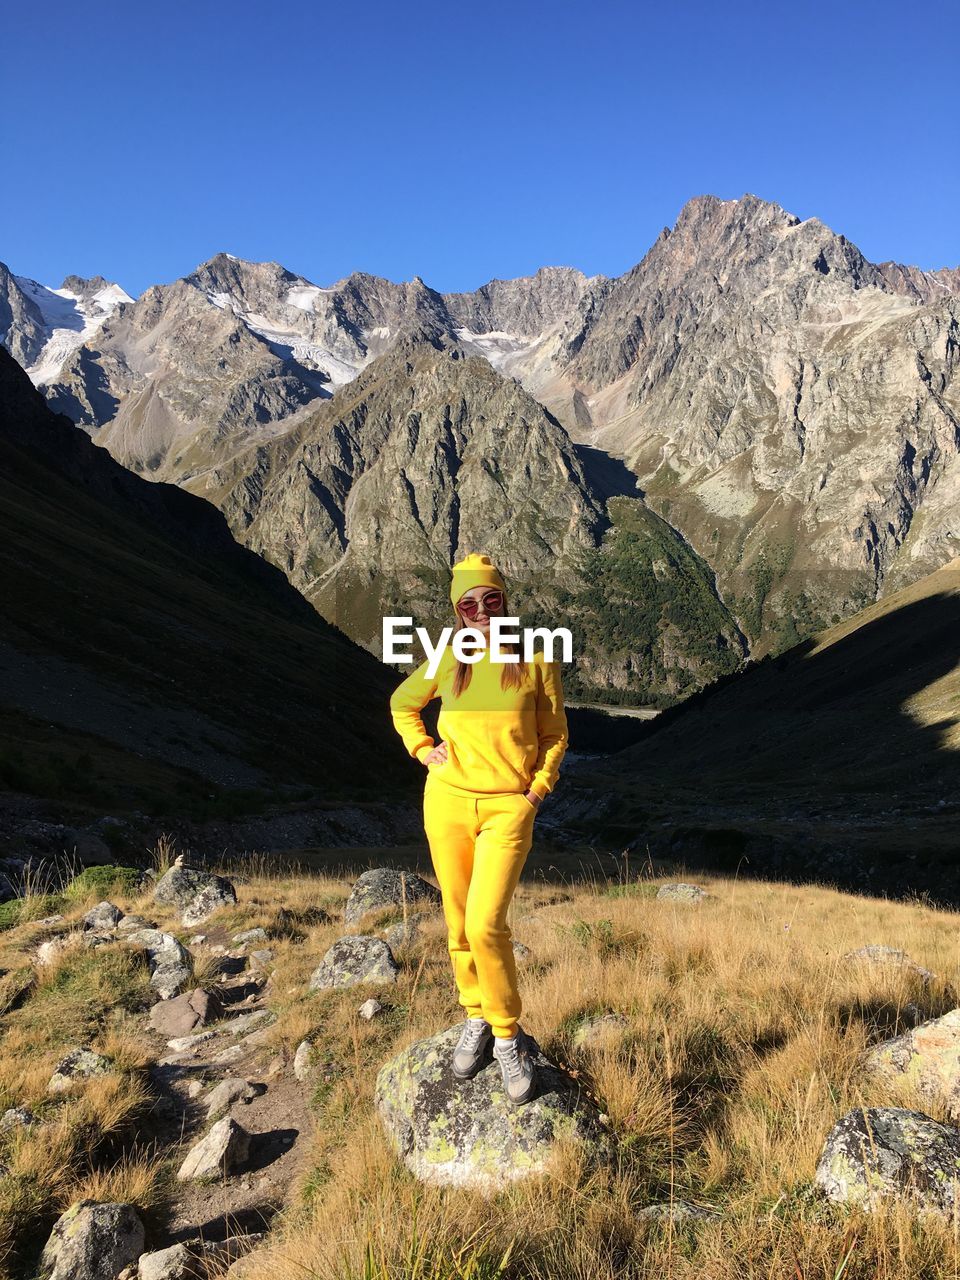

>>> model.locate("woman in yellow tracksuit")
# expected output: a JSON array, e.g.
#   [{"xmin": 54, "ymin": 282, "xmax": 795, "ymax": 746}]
[{"xmin": 389, "ymin": 553, "xmax": 568, "ymax": 1105}]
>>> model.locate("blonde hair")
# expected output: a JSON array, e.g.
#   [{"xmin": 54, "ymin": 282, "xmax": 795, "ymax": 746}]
[{"xmin": 450, "ymin": 593, "xmax": 529, "ymax": 696}]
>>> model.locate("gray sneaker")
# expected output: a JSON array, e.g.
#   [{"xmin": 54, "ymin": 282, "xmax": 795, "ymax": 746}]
[
  {"xmin": 452, "ymin": 1016, "xmax": 493, "ymax": 1079},
  {"xmin": 492, "ymin": 1026, "xmax": 539, "ymax": 1105}
]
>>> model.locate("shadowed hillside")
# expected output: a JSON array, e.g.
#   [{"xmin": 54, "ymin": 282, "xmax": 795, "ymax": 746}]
[
  {"xmin": 0, "ymin": 347, "xmax": 417, "ymax": 825},
  {"xmin": 569, "ymin": 558, "xmax": 960, "ymax": 901}
]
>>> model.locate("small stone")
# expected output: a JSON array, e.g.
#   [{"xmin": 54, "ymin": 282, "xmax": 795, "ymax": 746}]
[
  {"xmin": 571, "ymin": 1011, "xmax": 629, "ymax": 1050},
  {"xmin": 137, "ymin": 1243, "xmax": 194, "ymax": 1280},
  {"xmin": 861, "ymin": 1009, "xmax": 960, "ymax": 1117},
  {"xmin": 232, "ymin": 928, "xmax": 268, "ymax": 945},
  {"xmin": 358, "ymin": 998, "xmax": 383, "ymax": 1020},
  {"xmin": 153, "ymin": 859, "xmax": 237, "ymax": 928},
  {"xmin": 293, "ymin": 1040, "xmax": 313, "ymax": 1081},
  {"xmin": 212, "ymin": 1044, "xmax": 246, "ymax": 1066},
  {"xmin": 1, "ymin": 1105, "xmax": 36, "ymax": 1131},
  {"xmin": 166, "ymin": 1030, "xmax": 217, "ymax": 1053},
  {"xmin": 843, "ymin": 945, "xmax": 936, "ymax": 983},
  {"xmin": 115, "ymin": 915, "xmax": 152, "ymax": 932},
  {"xmin": 637, "ymin": 1200, "xmax": 720, "ymax": 1222},
  {"xmin": 36, "ymin": 934, "xmax": 82, "ymax": 966},
  {"xmin": 205, "ymin": 1078, "xmax": 266, "ymax": 1121},
  {"xmin": 249, "ymin": 949, "xmax": 274, "ymax": 969},
  {"xmin": 47, "ymin": 1048, "xmax": 112, "ymax": 1094}
]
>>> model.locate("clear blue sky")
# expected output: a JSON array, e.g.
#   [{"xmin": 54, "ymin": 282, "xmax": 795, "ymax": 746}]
[{"xmin": 3, "ymin": 0, "xmax": 957, "ymax": 297}]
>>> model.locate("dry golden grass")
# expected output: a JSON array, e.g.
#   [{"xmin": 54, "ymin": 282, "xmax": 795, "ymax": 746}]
[
  {"xmin": 6, "ymin": 848, "xmax": 960, "ymax": 1278},
  {"xmin": 222, "ymin": 864, "xmax": 960, "ymax": 1280}
]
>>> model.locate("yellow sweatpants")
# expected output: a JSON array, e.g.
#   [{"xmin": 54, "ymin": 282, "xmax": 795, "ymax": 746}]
[{"xmin": 422, "ymin": 773, "xmax": 537, "ymax": 1038}]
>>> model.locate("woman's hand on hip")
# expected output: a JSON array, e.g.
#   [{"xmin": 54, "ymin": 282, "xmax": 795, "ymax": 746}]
[{"xmin": 424, "ymin": 742, "xmax": 448, "ymax": 767}]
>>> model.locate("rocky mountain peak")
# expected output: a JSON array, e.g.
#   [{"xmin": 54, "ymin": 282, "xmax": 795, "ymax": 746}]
[{"xmin": 59, "ymin": 273, "xmax": 112, "ymax": 294}]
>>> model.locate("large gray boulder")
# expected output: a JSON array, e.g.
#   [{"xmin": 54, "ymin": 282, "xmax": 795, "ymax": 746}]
[
  {"xmin": 815, "ymin": 1107, "xmax": 960, "ymax": 1216},
  {"xmin": 344, "ymin": 869, "xmax": 440, "ymax": 927},
  {"xmin": 861, "ymin": 1008, "xmax": 960, "ymax": 1118},
  {"xmin": 154, "ymin": 860, "xmax": 237, "ymax": 927},
  {"xmin": 309, "ymin": 936, "xmax": 399, "ymax": 990},
  {"xmin": 375, "ymin": 1023, "xmax": 613, "ymax": 1192},
  {"xmin": 39, "ymin": 1200, "xmax": 144, "ymax": 1280}
]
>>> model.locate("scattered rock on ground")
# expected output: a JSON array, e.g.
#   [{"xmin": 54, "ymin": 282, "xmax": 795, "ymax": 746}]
[
  {"xmin": 39, "ymin": 1200, "xmax": 144, "ymax": 1280},
  {"xmin": 637, "ymin": 1200, "xmax": 721, "ymax": 1222},
  {"xmin": 83, "ymin": 901, "xmax": 123, "ymax": 931},
  {"xmin": 166, "ymin": 1030, "xmax": 217, "ymax": 1054},
  {"xmin": 36, "ymin": 934, "xmax": 83, "ymax": 966},
  {"xmin": 149, "ymin": 988, "xmax": 222, "ymax": 1038},
  {"xmin": 656, "ymin": 883, "xmax": 709, "ymax": 903},
  {"xmin": 1, "ymin": 1105, "xmax": 36, "ymax": 1130},
  {"xmin": 116, "ymin": 915, "xmax": 152, "ymax": 933},
  {"xmin": 815, "ymin": 1106, "xmax": 960, "ymax": 1216},
  {"xmin": 861, "ymin": 1008, "xmax": 960, "ymax": 1117},
  {"xmin": 232, "ymin": 928, "xmax": 267, "ymax": 946},
  {"xmin": 309, "ymin": 936, "xmax": 399, "ymax": 990},
  {"xmin": 359, "ymin": 998, "xmax": 383, "ymax": 1020},
  {"xmin": 47, "ymin": 1048, "xmax": 112, "ymax": 1094},
  {"xmin": 571, "ymin": 1011, "xmax": 629, "ymax": 1050},
  {"xmin": 177, "ymin": 1116, "xmax": 251, "ymax": 1181},
  {"xmin": 136, "ymin": 1243, "xmax": 194, "ymax": 1280},
  {"xmin": 205, "ymin": 1077, "xmax": 266, "ymax": 1120},
  {"xmin": 121, "ymin": 928, "xmax": 193, "ymax": 999},
  {"xmin": 344, "ymin": 869, "xmax": 440, "ymax": 927},
  {"xmin": 843, "ymin": 945, "xmax": 937, "ymax": 983},
  {"xmin": 154, "ymin": 858, "xmax": 237, "ymax": 928},
  {"xmin": 293, "ymin": 1040, "xmax": 313, "ymax": 1082}
]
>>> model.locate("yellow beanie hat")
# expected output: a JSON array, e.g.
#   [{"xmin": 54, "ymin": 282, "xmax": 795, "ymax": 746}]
[{"xmin": 450, "ymin": 552, "xmax": 506, "ymax": 610}]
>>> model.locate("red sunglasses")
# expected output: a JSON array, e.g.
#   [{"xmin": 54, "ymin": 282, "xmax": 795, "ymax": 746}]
[{"xmin": 456, "ymin": 589, "xmax": 505, "ymax": 619}]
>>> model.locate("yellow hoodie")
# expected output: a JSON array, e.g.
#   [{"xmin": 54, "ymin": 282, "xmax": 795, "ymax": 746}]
[{"xmin": 389, "ymin": 643, "xmax": 569, "ymax": 800}]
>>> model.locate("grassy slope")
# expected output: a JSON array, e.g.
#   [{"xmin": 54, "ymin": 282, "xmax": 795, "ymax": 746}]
[
  {"xmin": 0, "ymin": 349, "xmax": 419, "ymax": 817},
  {"xmin": 3, "ymin": 852, "xmax": 960, "ymax": 1278}
]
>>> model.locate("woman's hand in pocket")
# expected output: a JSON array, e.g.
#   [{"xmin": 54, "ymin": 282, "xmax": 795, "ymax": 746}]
[
  {"xmin": 424, "ymin": 742, "xmax": 448, "ymax": 768},
  {"xmin": 521, "ymin": 789, "xmax": 541, "ymax": 811}
]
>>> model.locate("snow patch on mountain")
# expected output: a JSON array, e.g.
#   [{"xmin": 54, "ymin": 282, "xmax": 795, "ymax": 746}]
[
  {"xmin": 453, "ymin": 325, "xmax": 548, "ymax": 370},
  {"xmin": 285, "ymin": 283, "xmax": 336, "ymax": 311},
  {"xmin": 15, "ymin": 277, "xmax": 133, "ymax": 385}
]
